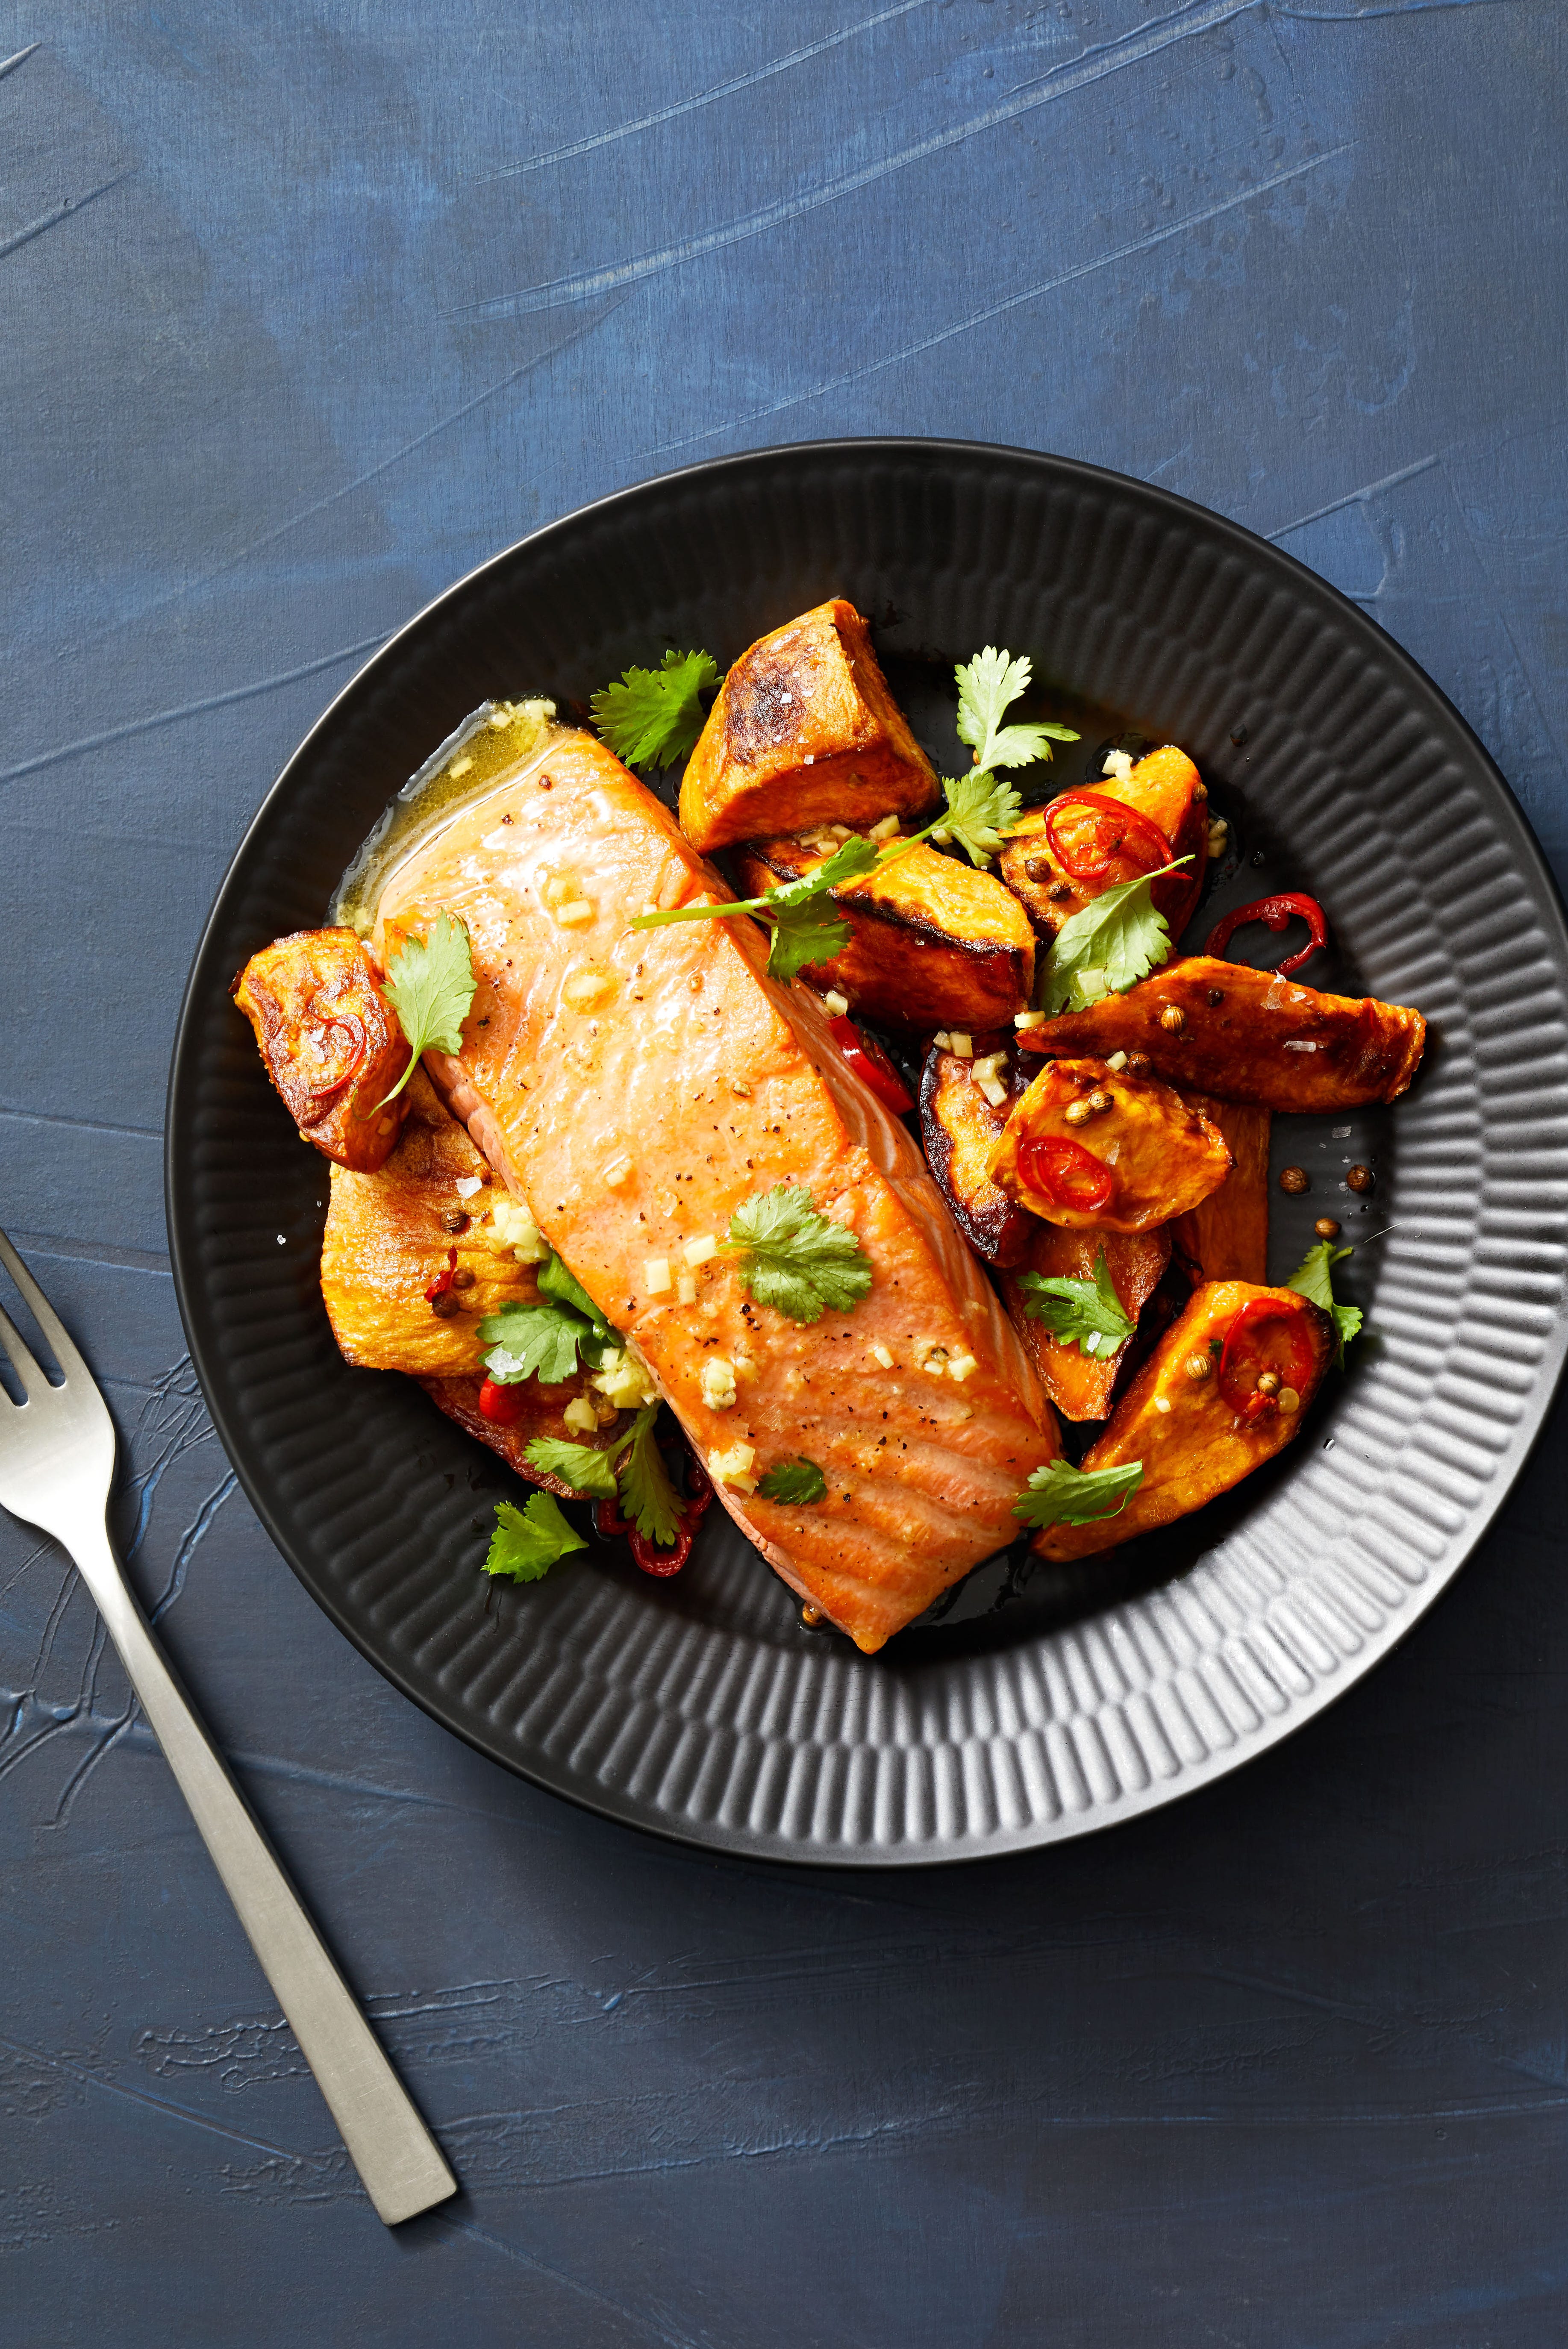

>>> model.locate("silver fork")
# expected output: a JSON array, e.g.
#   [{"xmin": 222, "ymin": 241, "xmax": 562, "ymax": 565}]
[{"xmin": 0, "ymin": 1227, "xmax": 456, "ymax": 2227}]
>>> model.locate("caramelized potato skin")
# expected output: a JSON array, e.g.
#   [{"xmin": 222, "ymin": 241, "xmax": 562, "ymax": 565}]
[
  {"xmin": 918, "ymin": 1048, "xmax": 1034, "ymax": 1268},
  {"xmin": 1032, "ymin": 1280, "xmax": 1335, "ymax": 1560},
  {"xmin": 1170, "ymin": 1094, "xmax": 1271, "ymax": 1282},
  {"xmin": 738, "ymin": 834, "xmax": 1033, "ymax": 1031},
  {"xmin": 322, "ymin": 1070, "xmax": 542, "ymax": 1376},
  {"xmin": 1018, "ymin": 957, "xmax": 1426, "ymax": 1109},
  {"xmin": 990, "ymin": 1057, "xmax": 1233, "ymax": 1233},
  {"xmin": 233, "ymin": 925, "xmax": 410, "ymax": 1170},
  {"xmin": 422, "ymin": 1376, "xmax": 623, "ymax": 1499},
  {"xmin": 680, "ymin": 600, "xmax": 938, "ymax": 851},
  {"xmin": 1001, "ymin": 1224, "xmax": 1171, "ymax": 1422},
  {"xmin": 999, "ymin": 747, "xmax": 1208, "ymax": 941}
]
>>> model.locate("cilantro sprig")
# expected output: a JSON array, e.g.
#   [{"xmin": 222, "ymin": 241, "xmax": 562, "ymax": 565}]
[
  {"xmin": 951, "ymin": 648, "xmax": 1078, "ymax": 810},
  {"xmin": 724, "ymin": 1186, "xmax": 872, "ymax": 1324},
  {"xmin": 591, "ymin": 649, "xmax": 720, "ymax": 770},
  {"xmin": 377, "ymin": 911, "xmax": 477, "ymax": 1105},
  {"xmin": 1286, "ymin": 1241, "xmax": 1363, "ymax": 1364},
  {"xmin": 628, "ymin": 645, "xmax": 1077, "ymax": 978},
  {"xmin": 1035, "ymin": 857, "xmax": 1194, "ymax": 1017},
  {"xmin": 758, "ymin": 1458, "xmax": 827, "ymax": 1505},
  {"xmin": 479, "ymin": 1251, "xmax": 615, "ymax": 1385},
  {"xmin": 630, "ymin": 834, "xmax": 881, "ymax": 982},
  {"xmin": 1017, "ymin": 1249, "xmax": 1136, "ymax": 1358},
  {"xmin": 1012, "ymin": 1456, "xmax": 1144, "ymax": 1532},
  {"xmin": 484, "ymin": 1492, "xmax": 587, "ymax": 1584},
  {"xmin": 525, "ymin": 1402, "xmax": 685, "ymax": 1548}
]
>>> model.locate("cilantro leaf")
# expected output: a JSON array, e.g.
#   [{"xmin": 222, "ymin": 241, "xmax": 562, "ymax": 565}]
[
  {"xmin": 590, "ymin": 649, "xmax": 720, "ymax": 769},
  {"xmin": 482, "ymin": 1252, "xmax": 618, "ymax": 1383},
  {"xmin": 1036, "ymin": 856, "xmax": 1193, "ymax": 1016},
  {"xmin": 477, "ymin": 1300, "xmax": 590, "ymax": 1385},
  {"xmin": 954, "ymin": 647, "xmax": 1079, "ymax": 775},
  {"xmin": 525, "ymin": 1402, "xmax": 686, "ymax": 1550},
  {"xmin": 1286, "ymin": 1241, "xmax": 1363, "ymax": 1364},
  {"xmin": 1011, "ymin": 1457, "xmax": 1144, "ymax": 1532},
  {"xmin": 1017, "ymin": 1249, "xmax": 1136, "ymax": 1356},
  {"xmin": 377, "ymin": 912, "xmax": 477, "ymax": 1105},
  {"xmin": 758, "ymin": 1458, "xmax": 827, "ymax": 1505},
  {"xmin": 750, "ymin": 835, "xmax": 883, "ymax": 977},
  {"xmin": 521, "ymin": 1436, "xmax": 622, "ymax": 1500},
  {"xmin": 537, "ymin": 1251, "xmax": 609, "ymax": 1335},
  {"xmin": 725, "ymin": 1185, "xmax": 873, "ymax": 1324},
  {"xmin": 484, "ymin": 1493, "xmax": 587, "ymax": 1583},
  {"xmin": 618, "ymin": 1405, "xmax": 685, "ymax": 1545},
  {"xmin": 937, "ymin": 767, "xmax": 1026, "ymax": 866},
  {"xmin": 766, "ymin": 898, "xmax": 855, "ymax": 982}
]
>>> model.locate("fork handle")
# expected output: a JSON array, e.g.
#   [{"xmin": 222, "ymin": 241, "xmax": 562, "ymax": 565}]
[{"xmin": 74, "ymin": 1515, "xmax": 456, "ymax": 2226}]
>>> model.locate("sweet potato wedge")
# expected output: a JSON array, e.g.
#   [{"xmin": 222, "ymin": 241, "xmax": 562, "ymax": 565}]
[
  {"xmin": 998, "ymin": 747, "xmax": 1208, "ymax": 942},
  {"xmin": 1031, "ymin": 1279, "xmax": 1335, "ymax": 1561},
  {"xmin": 1170, "ymin": 1094, "xmax": 1270, "ymax": 1282},
  {"xmin": 322, "ymin": 1070, "xmax": 558, "ymax": 1378},
  {"xmin": 1000, "ymin": 1225, "xmax": 1171, "ymax": 1422},
  {"xmin": 737, "ymin": 834, "xmax": 1034, "ymax": 1031},
  {"xmin": 1017, "ymin": 957, "xmax": 1426, "ymax": 1110},
  {"xmin": 990, "ymin": 1057, "xmax": 1233, "ymax": 1234},
  {"xmin": 233, "ymin": 925, "xmax": 411, "ymax": 1170},
  {"xmin": 680, "ymin": 599, "xmax": 939, "ymax": 852},
  {"xmin": 918, "ymin": 1047, "xmax": 1034, "ymax": 1267}
]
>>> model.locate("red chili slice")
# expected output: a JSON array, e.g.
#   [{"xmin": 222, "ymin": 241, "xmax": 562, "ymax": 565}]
[
  {"xmin": 1016, "ymin": 1135, "xmax": 1116, "ymax": 1212},
  {"xmin": 303, "ymin": 1013, "xmax": 368, "ymax": 1102},
  {"xmin": 1204, "ymin": 892, "xmax": 1328, "ymax": 979},
  {"xmin": 424, "ymin": 1246, "xmax": 458, "ymax": 1302},
  {"xmin": 478, "ymin": 1376, "xmax": 527, "ymax": 1426},
  {"xmin": 827, "ymin": 1014, "xmax": 914, "ymax": 1115},
  {"xmin": 1044, "ymin": 791, "xmax": 1172, "ymax": 888},
  {"xmin": 1217, "ymin": 1297, "xmax": 1317, "ymax": 1420},
  {"xmin": 595, "ymin": 1446, "xmax": 712, "ymax": 1576}
]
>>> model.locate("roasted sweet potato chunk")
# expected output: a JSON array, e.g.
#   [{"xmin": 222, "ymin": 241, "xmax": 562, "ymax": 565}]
[
  {"xmin": 1000, "ymin": 1225, "xmax": 1171, "ymax": 1422},
  {"xmin": 680, "ymin": 599, "xmax": 938, "ymax": 852},
  {"xmin": 1031, "ymin": 1279, "xmax": 1335, "ymax": 1561},
  {"xmin": 233, "ymin": 925, "xmax": 411, "ymax": 1170},
  {"xmin": 323, "ymin": 1070, "xmax": 556, "ymax": 1377},
  {"xmin": 737, "ymin": 834, "xmax": 1033, "ymax": 1031},
  {"xmin": 918, "ymin": 1047, "xmax": 1033, "ymax": 1267},
  {"xmin": 1170, "ymin": 1094, "xmax": 1270, "ymax": 1282},
  {"xmin": 999, "ymin": 747, "xmax": 1208, "ymax": 942},
  {"xmin": 1017, "ymin": 956, "xmax": 1427, "ymax": 1110},
  {"xmin": 990, "ymin": 1057, "xmax": 1232, "ymax": 1234}
]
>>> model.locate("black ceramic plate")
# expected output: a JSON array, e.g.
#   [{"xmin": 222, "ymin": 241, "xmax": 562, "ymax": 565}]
[{"xmin": 166, "ymin": 440, "xmax": 1568, "ymax": 1865}]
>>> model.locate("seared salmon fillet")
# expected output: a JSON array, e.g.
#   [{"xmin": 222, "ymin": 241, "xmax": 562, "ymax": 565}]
[{"xmin": 374, "ymin": 726, "xmax": 1058, "ymax": 1651}]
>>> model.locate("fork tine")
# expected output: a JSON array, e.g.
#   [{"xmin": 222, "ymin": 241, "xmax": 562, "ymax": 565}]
[
  {"xmin": 0, "ymin": 1226, "xmax": 89, "ymax": 1387},
  {"xmin": 0, "ymin": 1299, "xmax": 54, "ymax": 1401}
]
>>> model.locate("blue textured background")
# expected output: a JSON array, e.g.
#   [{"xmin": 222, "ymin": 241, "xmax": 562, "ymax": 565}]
[{"xmin": 3, "ymin": 4, "xmax": 1566, "ymax": 2340}]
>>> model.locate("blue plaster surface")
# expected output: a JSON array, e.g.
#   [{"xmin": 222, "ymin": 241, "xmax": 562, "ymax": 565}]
[{"xmin": 2, "ymin": 4, "xmax": 1566, "ymax": 2341}]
